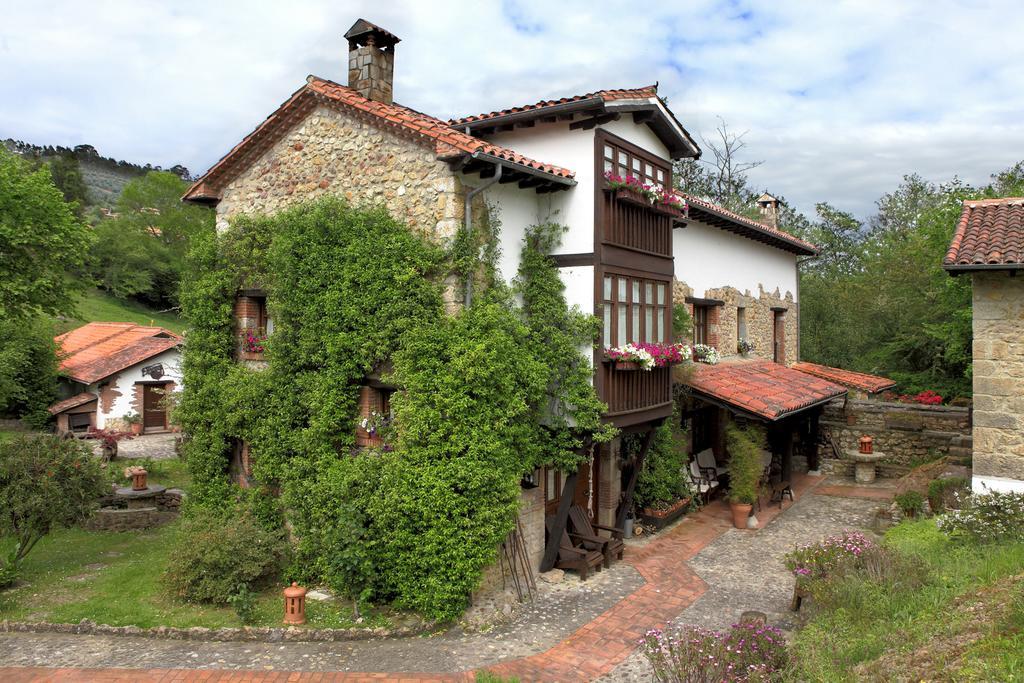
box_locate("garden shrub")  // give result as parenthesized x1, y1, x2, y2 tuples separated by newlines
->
(163, 511, 288, 604)
(634, 410, 692, 511)
(0, 318, 60, 428)
(927, 476, 969, 513)
(785, 530, 875, 585)
(0, 434, 105, 585)
(938, 490, 1024, 543)
(895, 490, 925, 517)
(724, 423, 765, 505)
(641, 622, 788, 682)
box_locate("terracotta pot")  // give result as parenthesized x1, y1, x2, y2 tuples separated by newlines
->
(729, 502, 753, 529)
(130, 423, 143, 436)
(130, 470, 148, 491)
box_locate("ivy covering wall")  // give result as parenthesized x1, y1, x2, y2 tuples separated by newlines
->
(177, 197, 613, 620)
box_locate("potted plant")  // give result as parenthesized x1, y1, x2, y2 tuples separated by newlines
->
(692, 344, 720, 365)
(737, 339, 755, 357)
(124, 412, 143, 436)
(124, 464, 148, 491)
(87, 428, 134, 461)
(725, 424, 765, 529)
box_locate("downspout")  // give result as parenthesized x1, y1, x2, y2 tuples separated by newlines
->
(463, 161, 503, 308)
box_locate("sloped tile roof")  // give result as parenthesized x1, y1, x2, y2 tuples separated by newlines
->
(944, 197, 1024, 270)
(56, 323, 182, 385)
(792, 362, 895, 394)
(678, 192, 818, 256)
(48, 391, 97, 415)
(449, 85, 660, 125)
(184, 77, 574, 202)
(679, 358, 846, 421)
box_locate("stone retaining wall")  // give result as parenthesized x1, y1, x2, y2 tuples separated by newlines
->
(819, 398, 972, 477)
(82, 488, 185, 531)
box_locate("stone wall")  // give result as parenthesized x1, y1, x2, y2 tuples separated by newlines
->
(819, 398, 972, 477)
(216, 104, 465, 244)
(673, 280, 798, 365)
(971, 271, 1024, 490)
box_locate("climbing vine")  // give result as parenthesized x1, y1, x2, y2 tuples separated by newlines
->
(178, 197, 613, 621)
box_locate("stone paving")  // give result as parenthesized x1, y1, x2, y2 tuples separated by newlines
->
(0, 475, 889, 681)
(108, 433, 179, 460)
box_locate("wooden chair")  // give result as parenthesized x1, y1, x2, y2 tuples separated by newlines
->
(689, 459, 720, 504)
(545, 516, 604, 580)
(568, 505, 624, 567)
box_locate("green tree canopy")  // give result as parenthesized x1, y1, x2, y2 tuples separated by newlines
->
(0, 147, 91, 320)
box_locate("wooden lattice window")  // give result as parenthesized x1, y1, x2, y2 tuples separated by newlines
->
(602, 141, 668, 190)
(693, 305, 709, 346)
(602, 274, 669, 347)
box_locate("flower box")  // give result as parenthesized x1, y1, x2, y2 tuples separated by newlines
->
(607, 186, 653, 209)
(610, 360, 641, 371)
(637, 497, 691, 530)
(239, 350, 265, 361)
(654, 202, 687, 218)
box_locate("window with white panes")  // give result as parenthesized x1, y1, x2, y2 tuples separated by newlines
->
(602, 274, 669, 347)
(602, 141, 667, 190)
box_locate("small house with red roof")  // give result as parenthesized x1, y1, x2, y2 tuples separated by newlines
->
(49, 322, 183, 435)
(182, 18, 845, 583)
(945, 196, 1024, 493)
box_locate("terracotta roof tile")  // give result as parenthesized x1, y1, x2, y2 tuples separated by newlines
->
(56, 323, 182, 385)
(184, 77, 575, 202)
(679, 359, 846, 421)
(678, 192, 818, 255)
(48, 391, 97, 415)
(944, 197, 1024, 269)
(792, 362, 895, 394)
(449, 85, 660, 125)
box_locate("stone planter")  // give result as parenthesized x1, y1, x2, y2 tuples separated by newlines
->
(636, 497, 691, 530)
(850, 451, 885, 483)
(129, 423, 143, 436)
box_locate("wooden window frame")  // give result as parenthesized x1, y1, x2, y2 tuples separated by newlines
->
(693, 304, 709, 346)
(602, 272, 670, 348)
(601, 134, 671, 191)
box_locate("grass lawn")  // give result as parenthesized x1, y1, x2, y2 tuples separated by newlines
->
(57, 288, 185, 334)
(787, 519, 1024, 681)
(104, 456, 192, 491)
(0, 521, 389, 630)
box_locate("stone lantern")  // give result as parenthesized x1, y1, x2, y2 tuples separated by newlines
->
(283, 582, 307, 625)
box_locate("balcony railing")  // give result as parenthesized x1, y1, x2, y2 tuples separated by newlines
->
(600, 362, 673, 418)
(601, 189, 674, 256)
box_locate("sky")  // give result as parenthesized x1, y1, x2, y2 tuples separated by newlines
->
(2, 0, 1023, 221)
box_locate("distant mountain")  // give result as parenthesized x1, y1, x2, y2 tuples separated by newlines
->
(3, 139, 192, 207)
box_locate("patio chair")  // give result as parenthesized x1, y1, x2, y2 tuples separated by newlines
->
(688, 459, 720, 504)
(545, 516, 604, 580)
(568, 504, 624, 567)
(695, 448, 728, 479)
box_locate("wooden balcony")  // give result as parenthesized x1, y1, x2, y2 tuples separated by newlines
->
(600, 189, 674, 256)
(599, 362, 673, 427)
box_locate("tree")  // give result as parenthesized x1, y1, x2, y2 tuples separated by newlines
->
(674, 117, 763, 215)
(87, 170, 214, 306)
(46, 153, 89, 212)
(0, 318, 59, 427)
(0, 147, 91, 320)
(0, 435, 105, 585)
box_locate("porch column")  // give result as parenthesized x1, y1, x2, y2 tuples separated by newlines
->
(808, 410, 821, 472)
(781, 429, 794, 482)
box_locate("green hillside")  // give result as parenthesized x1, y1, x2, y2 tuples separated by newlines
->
(57, 289, 186, 335)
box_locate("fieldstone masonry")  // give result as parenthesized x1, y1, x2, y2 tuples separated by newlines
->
(971, 271, 1024, 487)
(819, 398, 971, 477)
(673, 280, 798, 365)
(215, 105, 465, 244)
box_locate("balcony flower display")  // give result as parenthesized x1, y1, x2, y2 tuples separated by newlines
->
(605, 342, 691, 371)
(692, 344, 720, 365)
(604, 171, 659, 203)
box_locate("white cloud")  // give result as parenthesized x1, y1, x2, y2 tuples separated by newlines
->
(1, 0, 1022, 220)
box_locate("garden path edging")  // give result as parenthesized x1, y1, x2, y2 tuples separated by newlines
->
(0, 618, 435, 642)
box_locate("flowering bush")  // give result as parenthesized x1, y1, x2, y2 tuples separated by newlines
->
(359, 410, 390, 437)
(606, 342, 690, 370)
(240, 327, 267, 354)
(937, 490, 1024, 543)
(692, 344, 720, 365)
(603, 171, 686, 211)
(897, 390, 943, 405)
(737, 339, 755, 354)
(641, 622, 788, 682)
(784, 531, 875, 585)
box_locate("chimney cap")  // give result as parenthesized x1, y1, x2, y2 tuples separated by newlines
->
(756, 192, 780, 207)
(345, 18, 401, 51)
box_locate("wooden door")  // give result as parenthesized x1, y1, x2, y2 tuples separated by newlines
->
(773, 311, 785, 363)
(142, 384, 167, 432)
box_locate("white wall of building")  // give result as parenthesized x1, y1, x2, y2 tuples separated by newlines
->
(598, 118, 672, 164)
(673, 219, 799, 300)
(90, 349, 183, 428)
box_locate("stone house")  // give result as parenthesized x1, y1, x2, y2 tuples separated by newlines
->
(182, 18, 842, 585)
(945, 196, 1024, 493)
(49, 322, 183, 434)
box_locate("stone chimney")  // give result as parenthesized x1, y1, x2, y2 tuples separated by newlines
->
(345, 19, 400, 105)
(756, 192, 781, 228)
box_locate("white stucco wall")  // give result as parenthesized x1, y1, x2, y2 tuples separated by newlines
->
(90, 349, 183, 428)
(486, 122, 596, 255)
(598, 118, 672, 164)
(673, 219, 799, 300)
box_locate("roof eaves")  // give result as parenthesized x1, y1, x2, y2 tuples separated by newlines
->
(682, 197, 818, 256)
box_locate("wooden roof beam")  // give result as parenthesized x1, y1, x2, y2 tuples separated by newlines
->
(570, 112, 621, 131)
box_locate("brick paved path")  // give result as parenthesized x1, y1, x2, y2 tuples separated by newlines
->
(1, 475, 835, 682)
